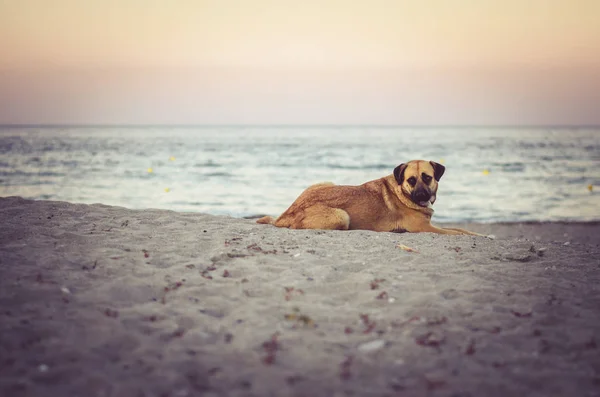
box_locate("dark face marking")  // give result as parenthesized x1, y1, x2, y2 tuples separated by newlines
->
(407, 177, 417, 187)
(421, 173, 432, 184)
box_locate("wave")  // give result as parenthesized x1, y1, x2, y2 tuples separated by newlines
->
(194, 161, 222, 168)
(326, 163, 391, 171)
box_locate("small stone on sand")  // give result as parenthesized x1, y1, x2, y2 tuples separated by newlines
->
(358, 339, 386, 353)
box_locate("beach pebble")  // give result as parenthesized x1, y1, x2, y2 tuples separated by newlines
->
(487, 234, 496, 240)
(60, 286, 71, 294)
(563, 241, 571, 246)
(293, 253, 301, 258)
(537, 247, 547, 257)
(388, 297, 396, 303)
(38, 364, 49, 373)
(358, 339, 386, 353)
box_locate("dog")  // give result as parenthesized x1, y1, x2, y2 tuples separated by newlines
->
(256, 160, 481, 235)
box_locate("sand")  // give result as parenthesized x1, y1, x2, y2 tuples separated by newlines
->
(1, 196, 599, 397)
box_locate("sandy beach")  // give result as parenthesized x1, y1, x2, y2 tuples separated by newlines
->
(1, 196, 599, 397)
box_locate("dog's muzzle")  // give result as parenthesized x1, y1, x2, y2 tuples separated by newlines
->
(412, 189, 432, 207)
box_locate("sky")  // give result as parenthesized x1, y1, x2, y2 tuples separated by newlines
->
(1, 0, 599, 125)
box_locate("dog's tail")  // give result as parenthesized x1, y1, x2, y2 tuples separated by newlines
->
(256, 215, 275, 225)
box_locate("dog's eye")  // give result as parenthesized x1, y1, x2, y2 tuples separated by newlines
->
(422, 173, 432, 184)
(407, 177, 417, 186)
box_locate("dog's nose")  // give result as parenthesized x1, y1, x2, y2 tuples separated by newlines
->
(414, 190, 430, 202)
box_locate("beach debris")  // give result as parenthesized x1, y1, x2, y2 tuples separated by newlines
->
(286, 375, 306, 386)
(529, 244, 547, 256)
(207, 367, 221, 377)
(439, 158, 445, 164)
(425, 377, 447, 391)
(440, 289, 459, 299)
(588, 184, 593, 192)
(339, 355, 354, 380)
(344, 326, 354, 334)
(388, 297, 396, 303)
(164, 188, 170, 193)
(169, 156, 176, 161)
(482, 169, 490, 175)
(246, 243, 277, 254)
(104, 308, 119, 318)
(171, 328, 186, 338)
(502, 252, 532, 262)
(38, 364, 49, 373)
(391, 315, 421, 328)
(284, 287, 305, 301)
(200, 271, 213, 280)
(370, 278, 386, 290)
(147, 168, 153, 173)
(415, 331, 445, 348)
(161, 279, 185, 303)
(465, 339, 476, 355)
(284, 308, 316, 328)
(222, 269, 231, 278)
(60, 286, 71, 295)
(201, 266, 217, 279)
(563, 241, 571, 246)
(261, 333, 280, 365)
(511, 310, 533, 318)
(142, 249, 150, 258)
(397, 244, 419, 253)
(360, 313, 377, 334)
(165, 280, 185, 291)
(358, 339, 386, 353)
(293, 253, 301, 258)
(160, 328, 187, 342)
(224, 238, 241, 247)
(224, 333, 234, 343)
(426, 316, 447, 326)
(376, 291, 389, 300)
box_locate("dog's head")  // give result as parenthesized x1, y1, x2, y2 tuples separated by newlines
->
(393, 160, 445, 208)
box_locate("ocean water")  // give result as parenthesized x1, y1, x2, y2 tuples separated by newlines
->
(0, 126, 598, 223)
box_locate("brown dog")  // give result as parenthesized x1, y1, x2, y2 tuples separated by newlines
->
(256, 160, 481, 235)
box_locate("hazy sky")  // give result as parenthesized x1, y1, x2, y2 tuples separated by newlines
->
(1, 0, 599, 125)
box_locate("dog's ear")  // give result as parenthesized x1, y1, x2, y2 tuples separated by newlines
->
(430, 161, 446, 181)
(393, 163, 407, 185)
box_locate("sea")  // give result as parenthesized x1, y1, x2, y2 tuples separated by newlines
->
(1, 126, 598, 223)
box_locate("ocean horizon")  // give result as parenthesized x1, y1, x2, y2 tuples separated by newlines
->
(1, 126, 598, 223)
